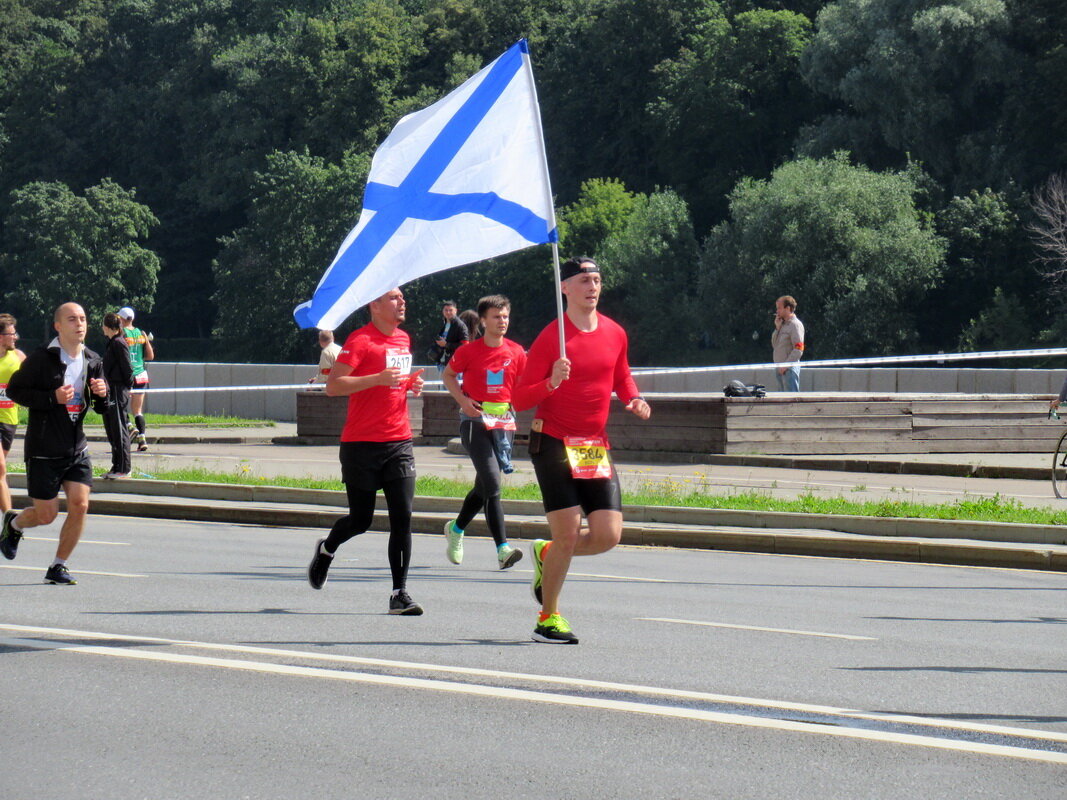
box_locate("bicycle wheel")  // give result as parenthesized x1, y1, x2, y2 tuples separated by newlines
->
(1053, 429, 1067, 499)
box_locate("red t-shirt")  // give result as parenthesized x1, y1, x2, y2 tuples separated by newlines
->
(513, 313, 640, 441)
(336, 323, 413, 442)
(447, 338, 527, 404)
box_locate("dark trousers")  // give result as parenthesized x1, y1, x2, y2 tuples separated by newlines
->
(103, 386, 131, 474)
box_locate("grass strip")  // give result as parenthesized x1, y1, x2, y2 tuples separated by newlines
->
(14, 409, 274, 427)
(13, 464, 1058, 526)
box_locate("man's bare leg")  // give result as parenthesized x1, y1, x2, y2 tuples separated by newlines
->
(540, 507, 623, 616)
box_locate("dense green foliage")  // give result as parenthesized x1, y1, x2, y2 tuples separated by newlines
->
(0, 0, 1064, 363)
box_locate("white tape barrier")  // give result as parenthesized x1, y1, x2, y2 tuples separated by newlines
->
(133, 346, 1067, 394)
(630, 347, 1067, 376)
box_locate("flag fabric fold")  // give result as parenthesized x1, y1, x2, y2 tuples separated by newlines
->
(294, 39, 557, 330)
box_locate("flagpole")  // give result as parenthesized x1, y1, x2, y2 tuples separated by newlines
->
(550, 241, 566, 358)
(518, 39, 566, 360)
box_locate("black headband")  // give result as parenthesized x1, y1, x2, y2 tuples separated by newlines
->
(560, 257, 599, 281)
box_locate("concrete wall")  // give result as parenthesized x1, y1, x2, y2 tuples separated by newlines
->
(146, 362, 1064, 422)
(632, 367, 1064, 396)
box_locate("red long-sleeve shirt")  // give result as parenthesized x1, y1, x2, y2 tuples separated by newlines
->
(513, 313, 640, 441)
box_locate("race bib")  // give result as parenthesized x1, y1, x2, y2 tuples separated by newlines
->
(386, 349, 412, 389)
(481, 402, 516, 431)
(0, 383, 11, 409)
(564, 436, 612, 479)
(67, 390, 84, 422)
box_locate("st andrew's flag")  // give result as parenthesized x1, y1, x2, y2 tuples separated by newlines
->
(294, 40, 558, 330)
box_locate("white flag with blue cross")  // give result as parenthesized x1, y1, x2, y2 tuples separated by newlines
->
(294, 40, 558, 330)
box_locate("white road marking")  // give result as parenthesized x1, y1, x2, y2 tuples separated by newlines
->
(637, 616, 877, 641)
(4, 632, 1065, 764)
(0, 565, 146, 578)
(515, 569, 672, 583)
(25, 536, 131, 546)
(3, 623, 1067, 751)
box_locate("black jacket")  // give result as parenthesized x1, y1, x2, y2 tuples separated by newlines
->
(436, 317, 469, 365)
(6, 342, 107, 459)
(103, 333, 134, 390)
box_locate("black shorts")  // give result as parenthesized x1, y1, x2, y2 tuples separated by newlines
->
(531, 432, 622, 515)
(339, 439, 415, 492)
(26, 448, 93, 501)
(0, 423, 14, 453)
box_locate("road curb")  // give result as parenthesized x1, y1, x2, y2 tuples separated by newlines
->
(7, 476, 1065, 572)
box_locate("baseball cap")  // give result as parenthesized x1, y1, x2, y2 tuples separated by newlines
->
(118, 306, 135, 320)
(559, 256, 600, 281)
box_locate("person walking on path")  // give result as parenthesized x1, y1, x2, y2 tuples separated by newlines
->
(771, 295, 805, 392)
(441, 294, 526, 570)
(310, 329, 342, 386)
(513, 257, 651, 644)
(0, 303, 108, 585)
(119, 306, 153, 451)
(429, 301, 468, 374)
(305, 288, 427, 615)
(101, 312, 134, 479)
(0, 313, 27, 513)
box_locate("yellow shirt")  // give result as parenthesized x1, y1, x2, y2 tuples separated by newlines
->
(0, 349, 22, 425)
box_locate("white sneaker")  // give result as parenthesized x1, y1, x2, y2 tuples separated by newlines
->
(103, 471, 131, 480)
(444, 519, 464, 565)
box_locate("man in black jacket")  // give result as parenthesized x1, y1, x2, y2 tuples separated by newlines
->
(430, 300, 468, 374)
(102, 312, 134, 479)
(0, 303, 108, 585)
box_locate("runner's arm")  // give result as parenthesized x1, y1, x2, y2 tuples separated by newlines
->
(325, 360, 397, 396)
(5, 354, 55, 410)
(512, 335, 567, 412)
(442, 363, 481, 417)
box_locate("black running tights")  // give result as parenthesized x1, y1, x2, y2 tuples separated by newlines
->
(323, 477, 415, 590)
(455, 418, 506, 546)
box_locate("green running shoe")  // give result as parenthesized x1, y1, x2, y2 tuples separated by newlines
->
(530, 539, 547, 604)
(532, 613, 578, 644)
(497, 543, 523, 570)
(444, 519, 464, 564)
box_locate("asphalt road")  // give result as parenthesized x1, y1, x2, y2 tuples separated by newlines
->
(3, 516, 1065, 798)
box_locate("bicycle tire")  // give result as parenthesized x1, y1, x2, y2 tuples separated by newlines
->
(1053, 429, 1067, 499)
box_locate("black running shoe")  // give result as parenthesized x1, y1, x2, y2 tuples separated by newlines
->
(388, 590, 424, 616)
(44, 564, 77, 585)
(0, 510, 22, 560)
(307, 538, 333, 589)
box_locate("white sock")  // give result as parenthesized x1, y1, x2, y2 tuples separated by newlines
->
(319, 541, 334, 557)
(391, 589, 402, 598)
(51, 558, 66, 567)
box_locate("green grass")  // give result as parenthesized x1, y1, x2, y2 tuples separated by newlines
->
(15, 409, 274, 427)
(10, 462, 1059, 526)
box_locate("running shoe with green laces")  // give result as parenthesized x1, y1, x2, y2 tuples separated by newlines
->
(530, 539, 547, 603)
(532, 613, 578, 644)
(444, 519, 464, 565)
(496, 543, 523, 570)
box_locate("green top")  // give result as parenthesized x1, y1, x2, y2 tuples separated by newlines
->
(124, 326, 148, 376)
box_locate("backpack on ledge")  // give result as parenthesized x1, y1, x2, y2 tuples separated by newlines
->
(723, 379, 766, 398)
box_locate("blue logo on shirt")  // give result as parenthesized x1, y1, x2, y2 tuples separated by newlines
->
(486, 369, 504, 386)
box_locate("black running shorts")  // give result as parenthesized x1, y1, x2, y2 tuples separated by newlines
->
(530, 432, 622, 514)
(338, 439, 415, 492)
(26, 448, 93, 500)
(0, 423, 14, 453)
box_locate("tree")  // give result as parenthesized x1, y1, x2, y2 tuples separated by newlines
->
(212, 149, 371, 362)
(1029, 173, 1067, 296)
(799, 0, 1027, 193)
(557, 178, 642, 258)
(701, 153, 947, 360)
(596, 189, 701, 363)
(1, 178, 160, 342)
(649, 6, 817, 226)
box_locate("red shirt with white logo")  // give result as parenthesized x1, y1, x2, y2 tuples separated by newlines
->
(447, 338, 527, 403)
(513, 313, 640, 441)
(337, 323, 413, 442)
